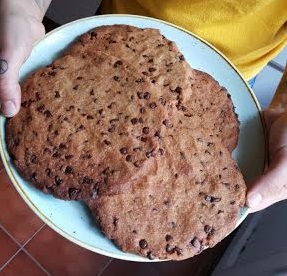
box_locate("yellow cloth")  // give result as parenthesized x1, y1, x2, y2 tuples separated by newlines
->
(102, 0, 287, 80)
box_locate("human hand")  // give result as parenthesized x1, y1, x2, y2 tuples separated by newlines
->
(0, 0, 50, 117)
(247, 108, 287, 212)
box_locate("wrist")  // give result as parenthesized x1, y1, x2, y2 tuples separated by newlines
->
(1, 0, 51, 21)
(33, 0, 52, 17)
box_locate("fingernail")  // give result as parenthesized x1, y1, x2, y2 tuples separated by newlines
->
(0, 100, 16, 117)
(247, 193, 263, 208)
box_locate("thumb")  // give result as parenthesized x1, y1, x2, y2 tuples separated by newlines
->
(0, 57, 21, 117)
(247, 109, 287, 212)
(0, 13, 45, 117)
(247, 148, 287, 212)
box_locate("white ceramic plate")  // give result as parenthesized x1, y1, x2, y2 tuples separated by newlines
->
(0, 15, 266, 262)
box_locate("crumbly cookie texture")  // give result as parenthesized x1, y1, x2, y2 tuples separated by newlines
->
(6, 24, 246, 261)
(6, 51, 167, 199)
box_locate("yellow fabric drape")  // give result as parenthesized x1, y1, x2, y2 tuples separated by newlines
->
(102, 0, 287, 80)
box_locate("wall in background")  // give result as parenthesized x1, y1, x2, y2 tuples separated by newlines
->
(46, 0, 102, 25)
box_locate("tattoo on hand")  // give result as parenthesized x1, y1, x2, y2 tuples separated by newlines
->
(0, 59, 8, 74)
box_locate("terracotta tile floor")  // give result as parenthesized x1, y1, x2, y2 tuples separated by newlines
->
(0, 17, 233, 276)
(0, 161, 233, 275)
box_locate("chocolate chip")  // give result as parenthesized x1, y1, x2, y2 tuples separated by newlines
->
(73, 84, 79, 90)
(135, 78, 144, 83)
(166, 244, 175, 254)
(165, 235, 173, 242)
(204, 195, 221, 203)
(113, 76, 120, 81)
(45, 168, 52, 177)
(58, 143, 66, 149)
(149, 102, 157, 109)
(146, 150, 156, 158)
(136, 92, 144, 100)
(164, 200, 170, 206)
(190, 237, 201, 248)
(140, 107, 146, 113)
(204, 195, 212, 202)
(65, 166, 73, 174)
(107, 102, 116, 109)
(82, 176, 93, 184)
(148, 67, 156, 72)
(67, 105, 75, 112)
(131, 118, 138, 124)
(108, 125, 116, 133)
(113, 217, 118, 226)
(212, 197, 221, 202)
(103, 140, 111, 146)
(114, 60, 123, 67)
(36, 104, 45, 112)
(44, 147, 51, 154)
(65, 155, 73, 160)
(55, 176, 63, 186)
(68, 188, 80, 199)
(139, 239, 148, 249)
(174, 247, 183, 255)
(143, 92, 151, 99)
(126, 155, 133, 162)
(162, 119, 173, 128)
(90, 31, 97, 38)
(81, 153, 92, 159)
(87, 115, 94, 119)
(30, 172, 37, 181)
(35, 92, 41, 101)
(120, 147, 128, 154)
(44, 110, 53, 118)
(30, 154, 37, 164)
(170, 222, 176, 228)
(158, 148, 165, 155)
(179, 54, 185, 61)
(48, 71, 57, 76)
(159, 97, 166, 106)
(204, 225, 212, 234)
(154, 131, 161, 139)
(147, 252, 155, 260)
(52, 152, 61, 158)
(175, 86, 182, 93)
(54, 91, 60, 98)
(142, 127, 149, 134)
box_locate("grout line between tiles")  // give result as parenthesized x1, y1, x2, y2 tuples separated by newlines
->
(22, 248, 51, 276)
(0, 221, 45, 249)
(0, 223, 21, 271)
(0, 223, 50, 275)
(22, 223, 46, 248)
(97, 258, 114, 276)
(0, 223, 22, 248)
(0, 247, 22, 272)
